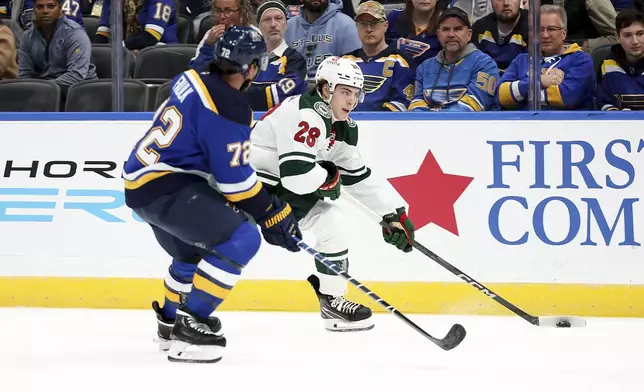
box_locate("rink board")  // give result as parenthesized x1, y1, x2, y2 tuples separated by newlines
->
(2, 111, 644, 316)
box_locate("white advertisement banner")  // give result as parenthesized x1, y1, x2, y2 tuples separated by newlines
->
(1, 118, 643, 285)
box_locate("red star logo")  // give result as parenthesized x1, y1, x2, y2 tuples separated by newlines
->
(388, 150, 474, 236)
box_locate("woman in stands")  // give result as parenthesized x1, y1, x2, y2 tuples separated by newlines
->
(197, 0, 256, 47)
(93, 0, 179, 50)
(385, 0, 446, 69)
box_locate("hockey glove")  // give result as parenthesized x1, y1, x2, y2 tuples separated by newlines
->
(381, 207, 415, 253)
(315, 161, 341, 201)
(257, 196, 302, 253)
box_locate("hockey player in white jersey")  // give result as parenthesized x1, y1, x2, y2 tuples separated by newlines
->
(250, 56, 416, 332)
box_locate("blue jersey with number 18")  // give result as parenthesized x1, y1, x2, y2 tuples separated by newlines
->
(123, 70, 263, 209)
(97, 0, 178, 43)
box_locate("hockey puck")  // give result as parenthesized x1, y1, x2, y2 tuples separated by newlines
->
(556, 320, 571, 328)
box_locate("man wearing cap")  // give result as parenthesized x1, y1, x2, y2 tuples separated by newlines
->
(246, 0, 308, 109)
(343, 1, 415, 111)
(409, 7, 499, 111)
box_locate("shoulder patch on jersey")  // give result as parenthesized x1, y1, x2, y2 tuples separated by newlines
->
(314, 101, 331, 119)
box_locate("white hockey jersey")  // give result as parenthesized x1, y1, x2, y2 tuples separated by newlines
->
(250, 91, 404, 217)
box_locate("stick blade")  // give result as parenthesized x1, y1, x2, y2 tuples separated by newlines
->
(436, 324, 466, 351)
(537, 316, 587, 328)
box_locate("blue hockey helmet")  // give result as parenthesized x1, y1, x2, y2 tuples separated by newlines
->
(212, 26, 269, 74)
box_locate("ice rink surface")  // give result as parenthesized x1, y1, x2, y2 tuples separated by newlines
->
(0, 308, 640, 392)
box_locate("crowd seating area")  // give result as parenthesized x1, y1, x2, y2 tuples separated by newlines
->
(0, 1, 633, 112)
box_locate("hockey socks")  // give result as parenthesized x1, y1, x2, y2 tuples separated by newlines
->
(184, 222, 261, 319)
(163, 259, 197, 320)
(315, 250, 349, 297)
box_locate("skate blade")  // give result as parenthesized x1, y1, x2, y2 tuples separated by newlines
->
(167, 340, 225, 363)
(324, 318, 375, 332)
(153, 337, 172, 352)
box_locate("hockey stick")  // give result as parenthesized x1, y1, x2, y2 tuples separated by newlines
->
(342, 195, 587, 329)
(292, 235, 467, 351)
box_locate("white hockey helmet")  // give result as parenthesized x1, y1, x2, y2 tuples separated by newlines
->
(315, 56, 365, 103)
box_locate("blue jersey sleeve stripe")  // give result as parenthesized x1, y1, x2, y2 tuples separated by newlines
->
(124, 171, 173, 189)
(145, 26, 163, 40)
(224, 181, 263, 202)
(215, 171, 259, 194)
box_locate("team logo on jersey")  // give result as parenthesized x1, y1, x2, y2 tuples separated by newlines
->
(363, 75, 387, 93)
(314, 101, 331, 118)
(397, 37, 431, 59)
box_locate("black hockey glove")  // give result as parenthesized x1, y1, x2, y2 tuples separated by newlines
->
(315, 161, 341, 201)
(256, 196, 302, 253)
(381, 207, 415, 253)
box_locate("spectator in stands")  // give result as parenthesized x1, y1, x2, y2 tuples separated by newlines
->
(191, 0, 256, 71)
(536, 0, 618, 52)
(282, 0, 356, 19)
(598, 7, 644, 110)
(0, 18, 18, 79)
(449, 0, 493, 24)
(283, 0, 362, 80)
(191, 3, 307, 110)
(385, 0, 445, 70)
(94, 0, 179, 50)
(497, 5, 595, 109)
(18, 0, 88, 27)
(343, 1, 415, 111)
(409, 7, 499, 111)
(193, 0, 255, 55)
(246, 0, 308, 109)
(19, 0, 97, 94)
(60, 0, 86, 26)
(8, 0, 34, 44)
(471, 0, 528, 74)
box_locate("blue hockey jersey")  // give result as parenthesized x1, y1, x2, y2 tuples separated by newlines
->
(497, 43, 595, 110)
(471, 9, 528, 74)
(409, 44, 499, 111)
(190, 37, 308, 111)
(61, 0, 85, 26)
(96, 0, 178, 45)
(597, 44, 644, 110)
(123, 69, 265, 210)
(244, 41, 308, 110)
(343, 45, 415, 111)
(385, 9, 441, 70)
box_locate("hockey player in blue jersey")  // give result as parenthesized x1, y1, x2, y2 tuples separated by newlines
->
(123, 26, 302, 363)
(190, 0, 308, 110)
(94, 0, 178, 49)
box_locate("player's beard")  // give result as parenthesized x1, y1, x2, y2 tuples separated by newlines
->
(240, 77, 253, 92)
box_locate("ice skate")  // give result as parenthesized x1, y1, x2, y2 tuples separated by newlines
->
(307, 274, 374, 332)
(152, 301, 175, 351)
(167, 306, 226, 363)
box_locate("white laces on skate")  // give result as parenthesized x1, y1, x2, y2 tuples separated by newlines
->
(187, 317, 218, 335)
(330, 296, 361, 314)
